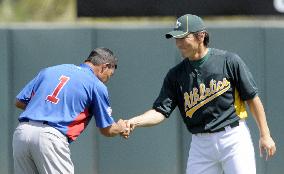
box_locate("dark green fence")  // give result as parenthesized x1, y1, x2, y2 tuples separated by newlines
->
(0, 24, 283, 174)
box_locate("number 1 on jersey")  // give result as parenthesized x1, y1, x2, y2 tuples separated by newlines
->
(46, 75, 70, 104)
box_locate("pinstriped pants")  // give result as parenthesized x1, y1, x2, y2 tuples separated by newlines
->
(13, 121, 74, 174)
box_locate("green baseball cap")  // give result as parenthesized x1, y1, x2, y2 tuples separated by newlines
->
(165, 14, 206, 39)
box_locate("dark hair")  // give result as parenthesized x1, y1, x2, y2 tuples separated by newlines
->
(193, 31, 209, 47)
(204, 32, 209, 47)
(85, 47, 118, 66)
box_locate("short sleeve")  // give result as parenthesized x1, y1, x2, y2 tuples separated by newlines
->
(16, 72, 42, 104)
(91, 84, 115, 128)
(227, 53, 258, 100)
(153, 70, 178, 118)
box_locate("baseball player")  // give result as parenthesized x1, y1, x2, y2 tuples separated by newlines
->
(13, 47, 128, 174)
(122, 14, 276, 174)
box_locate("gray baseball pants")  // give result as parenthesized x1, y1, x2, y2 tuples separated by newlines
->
(13, 121, 74, 174)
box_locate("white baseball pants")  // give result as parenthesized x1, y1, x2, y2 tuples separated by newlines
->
(186, 120, 256, 174)
(13, 121, 74, 174)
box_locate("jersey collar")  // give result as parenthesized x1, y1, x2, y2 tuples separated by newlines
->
(189, 48, 211, 68)
(80, 63, 94, 75)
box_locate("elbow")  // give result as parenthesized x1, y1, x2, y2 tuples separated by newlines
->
(15, 100, 26, 110)
(15, 100, 20, 108)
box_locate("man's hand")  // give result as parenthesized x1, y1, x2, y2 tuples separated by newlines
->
(99, 119, 129, 137)
(120, 120, 135, 139)
(119, 110, 165, 139)
(259, 135, 276, 160)
(117, 119, 130, 134)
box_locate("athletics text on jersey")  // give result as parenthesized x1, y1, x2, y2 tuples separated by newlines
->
(153, 48, 258, 133)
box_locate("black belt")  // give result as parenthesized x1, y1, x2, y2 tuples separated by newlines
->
(19, 118, 72, 143)
(208, 121, 239, 133)
(19, 118, 49, 125)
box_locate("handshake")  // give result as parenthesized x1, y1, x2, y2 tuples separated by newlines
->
(111, 110, 165, 138)
(117, 119, 136, 139)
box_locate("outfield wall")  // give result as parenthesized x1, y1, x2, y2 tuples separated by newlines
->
(0, 23, 283, 174)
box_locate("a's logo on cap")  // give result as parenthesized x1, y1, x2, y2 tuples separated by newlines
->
(175, 20, 181, 29)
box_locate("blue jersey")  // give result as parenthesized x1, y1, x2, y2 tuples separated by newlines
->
(16, 64, 115, 142)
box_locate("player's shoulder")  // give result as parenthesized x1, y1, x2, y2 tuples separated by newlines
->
(209, 48, 227, 56)
(46, 64, 77, 70)
(42, 64, 76, 73)
(210, 48, 242, 62)
(210, 48, 236, 57)
(52, 64, 109, 95)
(40, 64, 75, 77)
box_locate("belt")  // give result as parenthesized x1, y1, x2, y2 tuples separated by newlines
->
(19, 118, 49, 125)
(201, 120, 240, 134)
(19, 118, 72, 143)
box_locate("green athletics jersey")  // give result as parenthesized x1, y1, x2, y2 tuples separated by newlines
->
(153, 48, 258, 134)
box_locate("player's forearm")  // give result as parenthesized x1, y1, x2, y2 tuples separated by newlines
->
(129, 109, 165, 127)
(100, 119, 126, 137)
(107, 124, 124, 137)
(247, 96, 271, 138)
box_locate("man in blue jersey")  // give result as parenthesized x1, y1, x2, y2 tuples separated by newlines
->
(13, 47, 127, 174)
